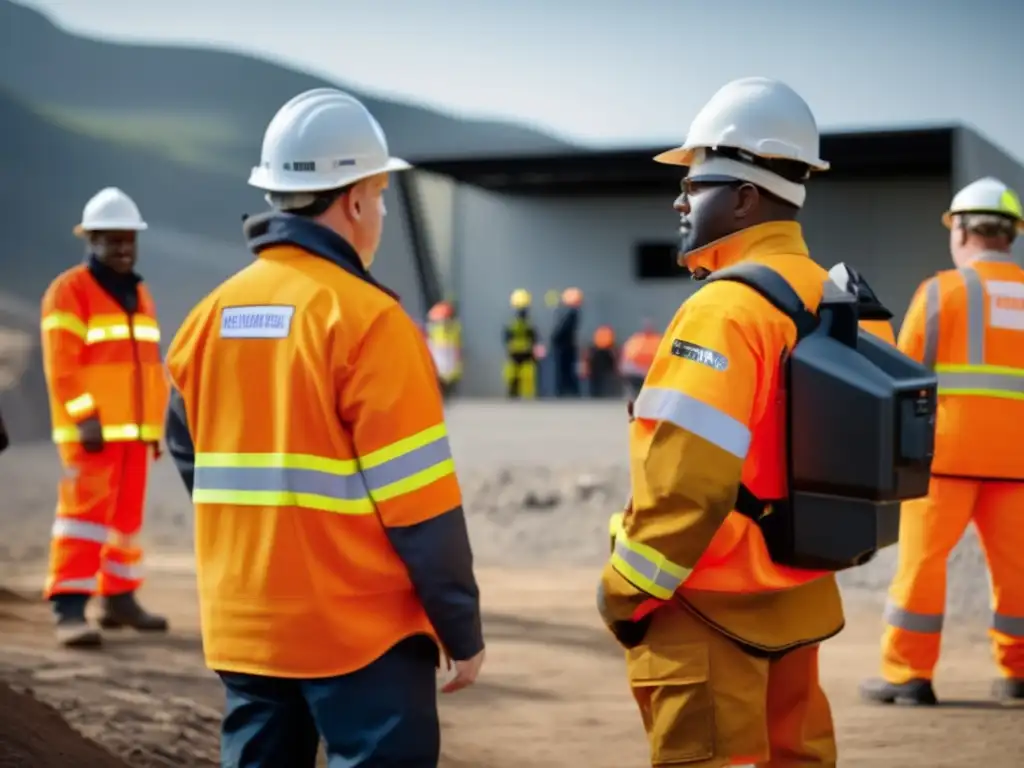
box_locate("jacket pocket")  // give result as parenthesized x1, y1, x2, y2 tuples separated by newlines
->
(627, 642, 715, 765)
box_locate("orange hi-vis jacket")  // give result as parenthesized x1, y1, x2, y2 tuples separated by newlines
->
(899, 251, 1024, 480)
(860, 319, 896, 344)
(620, 330, 661, 377)
(41, 259, 167, 444)
(601, 222, 843, 653)
(165, 213, 483, 678)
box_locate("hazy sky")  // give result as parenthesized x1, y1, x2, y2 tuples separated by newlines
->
(15, 0, 1024, 159)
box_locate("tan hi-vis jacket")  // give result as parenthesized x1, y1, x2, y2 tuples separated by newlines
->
(601, 221, 844, 653)
(899, 251, 1024, 480)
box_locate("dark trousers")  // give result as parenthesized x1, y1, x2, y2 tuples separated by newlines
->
(553, 350, 580, 397)
(219, 635, 440, 768)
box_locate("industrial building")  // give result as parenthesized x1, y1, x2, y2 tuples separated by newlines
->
(394, 125, 1024, 397)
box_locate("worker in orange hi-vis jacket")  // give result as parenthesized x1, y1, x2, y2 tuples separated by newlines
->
(165, 89, 484, 768)
(619, 319, 662, 399)
(40, 186, 170, 649)
(861, 177, 1024, 706)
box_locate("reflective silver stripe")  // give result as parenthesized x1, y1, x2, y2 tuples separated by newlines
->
(51, 577, 98, 592)
(612, 537, 685, 596)
(361, 436, 453, 494)
(103, 561, 145, 581)
(52, 518, 109, 544)
(922, 278, 940, 369)
(194, 465, 370, 500)
(937, 371, 1024, 393)
(960, 266, 986, 364)
(993, 612, 1024, 638)
(634, 386, 751, 459)
(884, 601, 943, 633)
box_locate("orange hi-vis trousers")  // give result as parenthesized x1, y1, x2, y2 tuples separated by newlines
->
(882, 475, 1024, 682)
(45, 441, 150, 598)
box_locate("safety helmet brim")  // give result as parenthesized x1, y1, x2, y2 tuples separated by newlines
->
(942, 209, 1024, 232)
(248, 156, 411, 194)
(654, 144, 830, 172)
(73, 221, 148, 237)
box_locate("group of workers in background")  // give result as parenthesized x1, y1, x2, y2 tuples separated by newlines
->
(423, 286, 663, 400)
(20, 71, 1024, 768)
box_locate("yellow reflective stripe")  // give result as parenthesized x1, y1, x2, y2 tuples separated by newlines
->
(191, 489, 374, 515)
(195, 451, 358, 473)
(358, 424, 456, 503)
(85, 323, 161, 344)
(41, 312, 88, 338)
(52, 423, 163, 443)
(64, 392, 96, 417)
(609, 515, 691, 600)
(935, 362, 1024, 399)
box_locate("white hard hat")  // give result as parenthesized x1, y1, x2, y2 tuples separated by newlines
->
(248, 88, 411, 194)
(943, 177, 1024, 232)
(75, 187, 147, 235)
(655, 77, 828, 207)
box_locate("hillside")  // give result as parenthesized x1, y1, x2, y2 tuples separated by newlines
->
(0, 0, 571, 172)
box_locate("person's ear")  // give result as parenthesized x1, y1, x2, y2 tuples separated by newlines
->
(735, 183, 759, 220)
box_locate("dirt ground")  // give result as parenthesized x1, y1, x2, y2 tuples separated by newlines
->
(0, 402, 1021, 767)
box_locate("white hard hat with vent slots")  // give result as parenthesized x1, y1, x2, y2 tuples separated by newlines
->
(943, 177, 1024, 232)
(654, 77, 828, 207)
(248, 88, 411, 194)
(75, 187, 147, 234)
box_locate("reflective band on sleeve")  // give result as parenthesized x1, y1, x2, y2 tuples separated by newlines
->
(48, 577, 98, 593)
(86, 322, 161, 344)
(884, 601, 943, 634)
(993, 612, 1024, 638)
(359, 424, 456, 502)
(610, 515, 691, 600)
(52, 518, 110, 544)
(931, 267, 1024, 400)
(633, 386, 751, 459)
(193, 452, 374, 515)
(64, 393, 96, 418)
(52, 422, 164, 444)
(41, 312, 88, 339)
(922, 278, 940, 370)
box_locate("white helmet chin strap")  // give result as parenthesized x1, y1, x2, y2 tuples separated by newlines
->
(689, 149, 807, 208)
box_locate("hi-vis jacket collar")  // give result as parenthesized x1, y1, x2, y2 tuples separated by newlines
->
(684, 220, 809, 275)
(243, 212, 399, 301)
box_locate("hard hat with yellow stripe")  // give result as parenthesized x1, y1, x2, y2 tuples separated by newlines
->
(943, 177, 1024, 233)
(510, 289, 532, 309)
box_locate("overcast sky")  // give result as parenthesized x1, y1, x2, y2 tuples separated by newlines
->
(15, 0, 1024, 160)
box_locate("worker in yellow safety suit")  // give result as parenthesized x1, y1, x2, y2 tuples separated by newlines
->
(503, 289, 538, 399)
(597, 77, 841, 767)
(861, 177, 1024, 706)
(426, 300, 462, 398)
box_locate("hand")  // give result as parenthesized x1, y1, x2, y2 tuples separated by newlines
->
(77, 416, 104, 454)
(626, 399, 635, 422)
(440, 648, 485, 694)
(597, 562, 662, 649)
(150, 441, 163, 460)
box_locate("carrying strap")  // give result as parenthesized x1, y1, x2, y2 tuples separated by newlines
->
(702, 262, 820, 522)
(704, 262, 819, 341)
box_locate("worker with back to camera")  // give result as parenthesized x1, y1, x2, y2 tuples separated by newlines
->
(426, 298, 462, 399)
(585, 323, 619, 398)
(596, 77, 843, 767)
(163, 88, 484, 767)
(551, 287, 583, 397)
(504, 288, 539, 398)
(861, 177, 1024, 706)
(40, 187, 170, 649)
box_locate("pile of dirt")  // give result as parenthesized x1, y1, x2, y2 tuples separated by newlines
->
(0, 680, 131, 767)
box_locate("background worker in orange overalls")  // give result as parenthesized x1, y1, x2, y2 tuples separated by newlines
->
(598, 77, 841, 767)
(861, 177, 1024, 706)
(165, 89, 484, 768)
(620, 319, 661, 399)
(40, 187, 170, 648)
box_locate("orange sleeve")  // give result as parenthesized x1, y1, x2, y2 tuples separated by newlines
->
(897, 277, 934, 364)
(338, 304, 463, 528)
(859, 319, 896, 345)
(607, 295, 763, 600)
(40, 276, 96, 421)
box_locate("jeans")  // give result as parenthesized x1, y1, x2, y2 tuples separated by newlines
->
(219, 635, 440, 768)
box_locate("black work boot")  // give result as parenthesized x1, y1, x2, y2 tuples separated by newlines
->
(859, 677, 938, 706)
(51, 594, 102, 648)
(99, 592, 169, 632)
(992, 678, 1024, 702)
